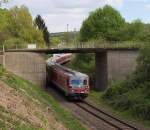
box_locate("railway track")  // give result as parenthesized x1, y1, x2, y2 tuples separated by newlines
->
(46, 54, 141, 130)
(75, 101, 139, 130)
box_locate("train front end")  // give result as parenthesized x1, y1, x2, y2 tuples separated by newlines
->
(68, 73, 89, 100)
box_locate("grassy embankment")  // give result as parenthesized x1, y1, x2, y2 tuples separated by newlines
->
(68, 46, 150, 128)
(103, 45, 150, 127)
(88, 90, 150, 128)
(0, 65, 87, 130)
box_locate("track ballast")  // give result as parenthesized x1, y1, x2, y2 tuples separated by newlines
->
(75, 101, 138, 130)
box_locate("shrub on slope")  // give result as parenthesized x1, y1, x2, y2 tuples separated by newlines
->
(103, 45, 150, 120)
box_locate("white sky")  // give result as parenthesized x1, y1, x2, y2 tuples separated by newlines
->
(3, 0, 150, 33)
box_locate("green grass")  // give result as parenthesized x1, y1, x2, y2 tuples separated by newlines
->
(0, 105, 37, 130)
(88, 90, 150, 129)
(0, 65, 87, 130)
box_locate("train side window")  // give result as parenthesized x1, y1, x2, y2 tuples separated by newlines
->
(83, 80, 87, 85)
(53, 70, 58, 80)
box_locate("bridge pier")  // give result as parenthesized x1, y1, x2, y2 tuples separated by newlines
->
(95, 52, 108, 91)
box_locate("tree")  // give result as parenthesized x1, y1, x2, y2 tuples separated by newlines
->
(51, 37, 61, 45)
(9, 6, 45, 47)
(0, 8, 11, 46)
(80, 5, 125, 42)
(35, 15, 50, 47)
(117, 19, 149, 41)
(35, 15, 45, 30)
(0, 6, 46, 48)
(0, 0, 9, 6)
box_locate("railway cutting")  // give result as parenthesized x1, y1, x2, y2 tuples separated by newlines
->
(45, 53, 139, 130)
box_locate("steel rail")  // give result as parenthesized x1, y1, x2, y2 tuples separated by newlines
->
(75, 101, 139, 130)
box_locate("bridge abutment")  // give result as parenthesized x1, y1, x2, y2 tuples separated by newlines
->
(95, 50, 138, 91)
(95, 52, 108, 91)
(3, 52, 46, 87)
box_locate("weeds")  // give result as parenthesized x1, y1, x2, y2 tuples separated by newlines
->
(0, 65, 87, 130)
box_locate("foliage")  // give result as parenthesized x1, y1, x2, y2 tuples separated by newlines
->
(0, 65, 87, 130)
(0, 6, 46, 48)
(117, 19, 150, 42)
(3, 37, 27, 49)
(35, 15, 50, 47)
(51, 37, 61, 45)
(68, 54, 95, 84)
(80, 5, 125, 42)
(69, 4, 150, 123)
(80, 5, 150, 44)
(103, 44, 150, 120)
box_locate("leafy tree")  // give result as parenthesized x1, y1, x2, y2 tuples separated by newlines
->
(51, 37, 61, 45)
(0, 6, 46, 48)
(117, 19, 146, 41)
(116, 19, 150, 43)
(9, 6, 33, 37)
(10, 6, 45, 47)
(0, 8, 11, 45)
(80, 5, 125, 42)
(0, 0, 9, 6)
(35, 15, 50, 46)
(137, 23, 150, 42)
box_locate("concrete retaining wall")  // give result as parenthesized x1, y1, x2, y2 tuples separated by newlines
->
(107, 50, 138, 83)
(2, 52, 46, 87)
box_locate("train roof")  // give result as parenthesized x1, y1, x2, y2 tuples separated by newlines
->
(46, 60, 88, 78)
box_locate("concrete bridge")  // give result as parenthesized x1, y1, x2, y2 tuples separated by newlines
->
(0, 48, 139, 91)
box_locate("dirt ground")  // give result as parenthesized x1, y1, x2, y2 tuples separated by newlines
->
(0, 80, 67, 130)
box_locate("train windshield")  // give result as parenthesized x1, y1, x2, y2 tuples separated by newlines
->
(70, 79, 87, 87)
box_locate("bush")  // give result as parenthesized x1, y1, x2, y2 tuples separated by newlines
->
(68, 54, 95, 84)
(132, 103, 150, 120)
(4, 37, 27, 49)
(103, 81, 123, 99)
(103, 44, 150, 120)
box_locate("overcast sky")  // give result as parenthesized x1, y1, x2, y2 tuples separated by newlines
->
(2, 0, 150, 33)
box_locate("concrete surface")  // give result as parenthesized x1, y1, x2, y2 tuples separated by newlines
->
(3, 52, 46, 87)
(0, 50, 138, 90)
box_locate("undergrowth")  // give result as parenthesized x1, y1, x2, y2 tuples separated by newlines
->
(103, 45, 150, 121)
(0, 65, 87, 130)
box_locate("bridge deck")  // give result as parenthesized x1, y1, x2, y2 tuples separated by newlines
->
(4, 48, 139, 54)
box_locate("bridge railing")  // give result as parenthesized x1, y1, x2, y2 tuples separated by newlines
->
(0, 41, 147, 51)
(50, 41, 144, 49)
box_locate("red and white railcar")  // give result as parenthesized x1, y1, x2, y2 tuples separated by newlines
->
(46, 61, 89, 100)
(51, 53, 72, 64)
